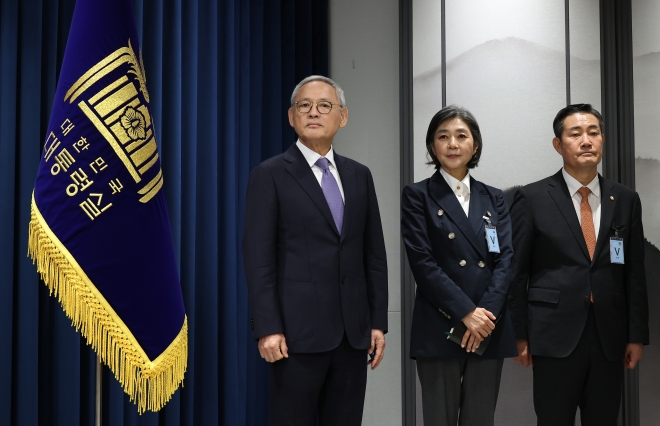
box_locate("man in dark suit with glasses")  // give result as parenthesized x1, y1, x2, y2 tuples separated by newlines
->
(243, 75, 388, 425)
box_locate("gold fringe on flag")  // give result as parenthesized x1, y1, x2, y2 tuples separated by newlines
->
(27, 193, 187, 414)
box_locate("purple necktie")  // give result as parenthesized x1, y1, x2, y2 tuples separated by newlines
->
(315, 157, 344, 234)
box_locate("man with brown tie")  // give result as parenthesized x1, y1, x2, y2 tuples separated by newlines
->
(508, 104, 649, 425)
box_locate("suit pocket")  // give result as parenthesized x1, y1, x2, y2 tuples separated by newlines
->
(280, 280, 318, 342)
(528, 287, 560, 304)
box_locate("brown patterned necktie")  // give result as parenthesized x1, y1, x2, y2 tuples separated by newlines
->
(578, 187, 596, 303)
(578, 187, 596, 259)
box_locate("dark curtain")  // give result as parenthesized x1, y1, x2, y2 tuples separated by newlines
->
(0, 0, 328, 424)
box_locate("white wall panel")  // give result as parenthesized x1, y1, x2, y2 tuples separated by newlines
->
(330, 0, 401, 424)
(412, 0, 444, 183)
(363, 312, 402, 424)
(569, 0, 601, 109)
(444, 0, 565, 190)
(632, 1, 660, 424)
(412, 1, 568, 424)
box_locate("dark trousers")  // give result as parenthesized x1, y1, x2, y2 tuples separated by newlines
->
(268, 334, 368, 426)
(532, 305, 622, 426)
(416, 357, 504, 426)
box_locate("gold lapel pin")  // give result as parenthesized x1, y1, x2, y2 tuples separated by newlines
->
(610, 196, 614, 200)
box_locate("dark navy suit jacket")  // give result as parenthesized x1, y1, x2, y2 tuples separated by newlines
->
(243, 144, 388, 353)
(508, 171, 649, 361)
(402, 171, 517, 359)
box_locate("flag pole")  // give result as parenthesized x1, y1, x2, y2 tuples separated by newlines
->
(96, 357, 102, 426)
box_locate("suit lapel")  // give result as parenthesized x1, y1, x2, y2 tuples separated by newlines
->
(428, 172, 483, 255)
(468, 177, 488, 236)
(547, 170, 591, 261)
(335, 153, 354, 242)
(468, 179, 488, 259)
(283, 144, 340, 235)
(594, 176, 617, 261)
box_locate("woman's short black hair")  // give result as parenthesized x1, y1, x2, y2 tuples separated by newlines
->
(425, 105, 482, 170)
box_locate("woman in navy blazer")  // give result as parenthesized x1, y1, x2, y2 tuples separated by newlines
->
(402, 106, 517, 426)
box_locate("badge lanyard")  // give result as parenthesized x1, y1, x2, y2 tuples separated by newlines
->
(483, 215, 500, 253)
(610, 225, 624, 264)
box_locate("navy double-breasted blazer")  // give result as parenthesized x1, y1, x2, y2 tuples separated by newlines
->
(243, 144, 388, 353)
(508, 171, 649, 361)
(402, 171, 517, 359)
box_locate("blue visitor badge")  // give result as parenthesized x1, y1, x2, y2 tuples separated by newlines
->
(485, 225, 500, 253)
(610, 237, 624, 264)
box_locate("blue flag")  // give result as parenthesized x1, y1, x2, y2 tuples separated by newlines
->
(28, 0, 186, 413)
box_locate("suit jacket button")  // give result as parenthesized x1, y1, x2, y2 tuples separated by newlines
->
(459, 260, 467, 267)
(341, 277, 347, 284)
(478, 261, 485, 268)
(438, 209, 444, 216)
(584, 296, 590, 303)
(448, 232, 455, 239)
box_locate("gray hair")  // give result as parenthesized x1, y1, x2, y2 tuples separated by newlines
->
(290, 75, 346, 108)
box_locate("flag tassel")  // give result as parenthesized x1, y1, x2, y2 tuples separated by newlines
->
(28, 194, 187, 414)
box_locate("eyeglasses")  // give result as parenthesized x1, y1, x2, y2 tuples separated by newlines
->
(293, 100, 342, 114)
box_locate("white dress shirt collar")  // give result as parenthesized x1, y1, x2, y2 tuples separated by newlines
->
(440, 168, 471, 216)
(296, 140, 337, 169)
(562, 168, 600, 199)
(562, 168, 601, 238)
(296, 140, 345, 202)
(440, 167, 471, 198)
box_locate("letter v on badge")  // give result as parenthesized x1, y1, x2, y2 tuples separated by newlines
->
(485, 226, 500, 253)
(610, 237, 624, 264)
(482, 215, 500, 253)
